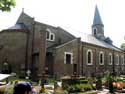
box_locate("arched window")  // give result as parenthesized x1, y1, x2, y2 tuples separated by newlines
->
(99, 51, 104, 65)
(46, 28, 55, 41)
(109, 53, 112, 65)
(50, 33, 55, 41)
(86, 49, 93, 65)
(93, 27, 97, 36)
(46, 31, 50, 40)
(121, 55, 124, 65)
(115, 54, 119, 65)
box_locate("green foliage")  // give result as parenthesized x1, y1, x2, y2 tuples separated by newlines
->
(108, 74, 114, 93)
(67, 85, 80, 93)
(0, 0, 16, 12)
(62, 78, 96, 93)
(67, 83, 94, 93)
(120, 43, 125, 49)
(116, 77, 123, 82)
(80, 80, 88, 84)
(47, 78, 55, 85)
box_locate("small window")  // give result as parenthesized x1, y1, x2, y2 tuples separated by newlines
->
(94, 29, 97, 35)
(93, 27, 97, 36)
(50, 33, 55, 41)
(86, 49, 93, 65)
(99, 51, 104, 65)
(46, 31, 50, 39)
(115, 54, 119, 65)
(64, 52, 73, 64)
(46, 28, 55, 41)
(109, 53, 112, 65)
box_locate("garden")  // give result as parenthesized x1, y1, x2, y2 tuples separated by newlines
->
(1, 73, 125, 94)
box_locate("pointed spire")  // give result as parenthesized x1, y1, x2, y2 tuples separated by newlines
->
(22, 8, 24, 13)
(93, 6, 103, 26)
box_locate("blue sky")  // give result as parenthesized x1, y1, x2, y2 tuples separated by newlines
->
(0, 0, 125, 47)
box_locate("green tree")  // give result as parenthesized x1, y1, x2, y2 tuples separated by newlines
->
(0, 0, 16, 12)
(120, 43, 125, 49)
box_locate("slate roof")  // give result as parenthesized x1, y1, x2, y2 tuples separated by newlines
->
(8, 11, 121, 52)
(8, 23, 27, 30)
(82, 33, 121, 51)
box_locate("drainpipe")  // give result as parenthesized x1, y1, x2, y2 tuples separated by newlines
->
(25, 30, 30, 76)
(77, 38, 81, 76)
(94, 48, 96, 77)
(81, 43, 84, 76)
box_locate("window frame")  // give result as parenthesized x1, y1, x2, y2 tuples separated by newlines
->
(109, 53, 113, 65)
(64, 52, 73, 64)
(121, 55, 124, 65)
(93, 27, 97, 36)
(50, 33, 55, 41)
(86, 49, 93, 65)
(99, 51, 104, 65)
(46, 28, 55, 41)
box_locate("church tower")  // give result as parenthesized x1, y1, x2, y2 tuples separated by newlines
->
(92, 6, 105, 40)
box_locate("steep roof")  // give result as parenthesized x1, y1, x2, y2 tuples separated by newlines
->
(93, 6, 103, 26)
(35, 21, 76, 39)
(8, 23, 27, 30)
(16, 11, 33, 24)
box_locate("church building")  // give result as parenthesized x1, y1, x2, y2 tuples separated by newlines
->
(0, 6, 124, 80)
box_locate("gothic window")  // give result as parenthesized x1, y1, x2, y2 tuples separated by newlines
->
(86, 49, 93, 65)
(99, 51, 104, 65)
(115, 54, 119, 65)
(121, 55, 124, 65)
(109, 53, 112, 65)
(64, 52, 73, 64)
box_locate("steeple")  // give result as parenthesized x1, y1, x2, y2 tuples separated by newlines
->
(93, 6, 103, 26)
(92, 6, 105, 40)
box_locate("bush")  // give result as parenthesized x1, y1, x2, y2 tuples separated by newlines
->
(116, 77, 123, 82)
(80, 80, 88, 84)
(67, 85, 80, 93)
(83, 84, 93, 91)
(62, 77, 96, 93)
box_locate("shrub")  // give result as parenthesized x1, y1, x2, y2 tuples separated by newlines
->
(67, 85, 80, 93)
(83, 84, 93, 91)
(116, 77, 123, 82)
(80, 80, 88, 84)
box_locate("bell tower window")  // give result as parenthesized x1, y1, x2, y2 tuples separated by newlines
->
(93, 27, 97, 36)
